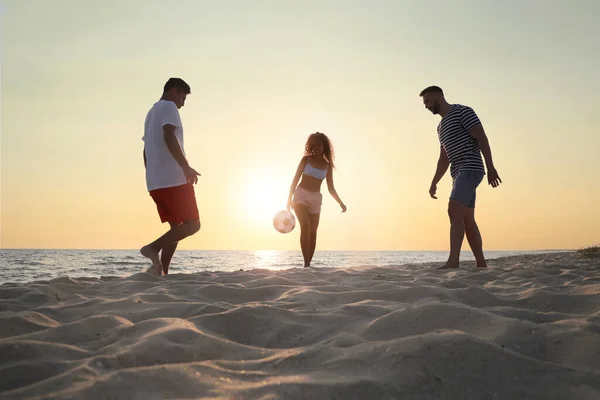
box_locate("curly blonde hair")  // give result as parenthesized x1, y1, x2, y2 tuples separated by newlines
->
(304, 132, 335, 168)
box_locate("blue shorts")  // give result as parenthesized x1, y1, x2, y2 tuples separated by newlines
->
(450, 170, 485, 208)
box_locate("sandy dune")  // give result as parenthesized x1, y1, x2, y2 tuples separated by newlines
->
(1, 252, 599, 399)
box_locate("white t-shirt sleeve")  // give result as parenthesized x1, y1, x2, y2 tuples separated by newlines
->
(161, 102, 180, 128)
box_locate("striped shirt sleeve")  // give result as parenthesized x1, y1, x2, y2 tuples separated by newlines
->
(460, 107, 481, 131)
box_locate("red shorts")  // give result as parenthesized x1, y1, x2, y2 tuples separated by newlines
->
(149, 183, 199, 224)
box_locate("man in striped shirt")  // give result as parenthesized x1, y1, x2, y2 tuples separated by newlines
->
(420, 86, 502, 269)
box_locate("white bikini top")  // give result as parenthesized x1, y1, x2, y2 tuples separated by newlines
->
(303, 161, 328, 180)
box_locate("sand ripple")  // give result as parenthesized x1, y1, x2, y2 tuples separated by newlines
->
(1, 252, 599, 399)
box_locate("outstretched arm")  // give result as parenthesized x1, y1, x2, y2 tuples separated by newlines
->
(431, 146, 449, 186)
(326, 167, 346, 212)
(287, 157, 308, 210)
(163, 124, 200, 184)
(429, 146, 449, 199)
(164, 124, 189, 169)
(469, 124, 501, 187)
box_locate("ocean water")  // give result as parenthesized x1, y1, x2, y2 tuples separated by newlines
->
(0, 249, 560, 284)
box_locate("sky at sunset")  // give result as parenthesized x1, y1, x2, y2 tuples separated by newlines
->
(1, 0, 599, 251)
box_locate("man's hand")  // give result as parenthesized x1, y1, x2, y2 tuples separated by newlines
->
(429, 183, 438, 199)
(487, 167, 501, 188)
(183, 165, 200, 184)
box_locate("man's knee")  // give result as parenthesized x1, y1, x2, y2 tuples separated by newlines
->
(183, 219, 201, 235)
(447, 200, 468, 221)
(463, 208, 476, 225)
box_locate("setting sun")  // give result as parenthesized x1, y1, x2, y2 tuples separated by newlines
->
(241, 176, 287, 225)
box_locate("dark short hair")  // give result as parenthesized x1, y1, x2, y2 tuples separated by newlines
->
(419, 86, 443, 96)
(163, 78, 191, 94)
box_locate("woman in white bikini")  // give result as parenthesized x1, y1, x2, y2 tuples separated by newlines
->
(287, 132, 347, 267)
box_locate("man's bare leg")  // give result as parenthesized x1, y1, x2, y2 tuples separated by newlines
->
(464, 207, 487, 268)
(141, 219, 200, 275)
(158, 222, 180, 275)
(140, 246, 163, 276)
(161, 242, 178, 275)
(439, 199, 468, 269)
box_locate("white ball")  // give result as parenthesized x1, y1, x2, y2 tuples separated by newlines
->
(273, 210, 296, 234)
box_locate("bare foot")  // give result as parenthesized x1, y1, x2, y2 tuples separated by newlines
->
(437, 262, 459, 270)
(140, 245, 163, 276)
(476, 264, 488, 269)
(145, 264, 162, 276)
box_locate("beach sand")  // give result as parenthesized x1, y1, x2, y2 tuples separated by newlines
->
(1, 252, 599, 400)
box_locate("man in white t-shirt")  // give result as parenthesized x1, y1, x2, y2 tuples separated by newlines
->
(140, 78, 201, 275)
